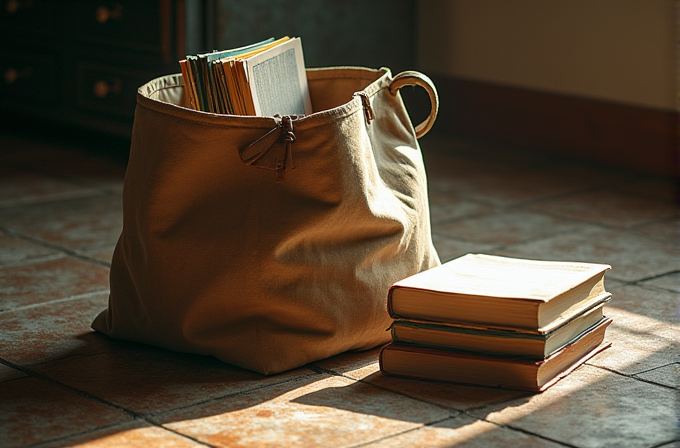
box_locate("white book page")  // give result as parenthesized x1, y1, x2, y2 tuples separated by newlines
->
(394, 254, 611, 301)
(244, 37, 312, 117)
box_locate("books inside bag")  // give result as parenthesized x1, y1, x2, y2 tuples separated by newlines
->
(180, 37, 312, 117)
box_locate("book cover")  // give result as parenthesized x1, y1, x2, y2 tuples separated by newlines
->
(380, 318, 612, 391)
(388, 253, 611, 332)
(391, 298, 609, 358)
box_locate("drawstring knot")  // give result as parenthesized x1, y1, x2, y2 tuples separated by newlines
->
(239, 115, 299, 183)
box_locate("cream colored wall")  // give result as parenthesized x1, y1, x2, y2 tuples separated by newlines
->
(417, 0, 677, 111)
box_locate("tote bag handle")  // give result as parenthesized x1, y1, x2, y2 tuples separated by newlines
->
(389, 71, 439, 139)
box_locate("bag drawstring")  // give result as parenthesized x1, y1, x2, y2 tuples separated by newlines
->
(278, 116, 296, 183)
(239, 115, 299, 183)
(239, 90, 375, 183)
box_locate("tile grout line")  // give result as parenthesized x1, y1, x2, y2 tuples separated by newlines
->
(311, 365, 546, 414)
(143, 370, 323, 420)
(25, 421, 141, 448)
(0, 189, 113, 210)
(458, 409, 582, 448)
(0, 289, 110, 315)
(586, 364, 679, 391)
(647, 439, 680, 448)
(23, 418, 216, 448)
(629, 361, 679, 377)
(518, 208, 679, 234)
(433, 224, 590, 249)
(0, 252, 67, 271)
(139, 418, 217, 448)
(345, 416, 454, 448)
(309, 365, 473, 416)
(0, 357, 140, 418)
(0, 225, 112, 269)
(428, 183, 607, 210)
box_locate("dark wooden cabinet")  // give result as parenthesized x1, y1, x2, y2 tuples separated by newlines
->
(0, 0, 209, 136)
(0, 0, 416, 138)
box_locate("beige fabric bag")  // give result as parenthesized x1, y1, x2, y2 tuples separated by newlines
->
(92, 66, 440, 374)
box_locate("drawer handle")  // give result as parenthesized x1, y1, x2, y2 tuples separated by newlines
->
(5, 0, 32, 14)
(93, 78, 122, 98)
(4, 67, 33, 84)
(95, 3, 123, 24)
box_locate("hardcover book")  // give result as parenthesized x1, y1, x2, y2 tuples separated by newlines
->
(380, 317, 612, 391)
(388, 253, 611, 333)
(390, 299, 610, 358)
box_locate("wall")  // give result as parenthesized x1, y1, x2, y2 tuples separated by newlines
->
(417, 0, 676, 111)
(214, 0, 416, 74)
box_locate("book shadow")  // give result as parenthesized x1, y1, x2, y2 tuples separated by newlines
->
(292, 369, 534, 420)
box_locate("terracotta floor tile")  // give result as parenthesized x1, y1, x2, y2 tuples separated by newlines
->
(606, 285, 680, 330)
(640, 271, 680, 293)
(430, 169, 603, 207)
(431, 233, 499, 263)
(0, 142, 96, 174)
(0, 377, 131, 448)
(32, 153, 128, 192)
(363, 414, 564, 448)
(2, 130, 677, 448)
(364, 368, 529, 412)
(469, 365, 678, 448)
(39, 420, 206, 448)
(0, 256, 109, 311)
(422, 135, 559, 170)
(634, 363, 680, 389)
(35, 346, 316, 415)
(433, 210, 587, 245)
(0, 292, 116, 366)
(312, 347, 383, 376)
(494, 227, 680, 282)
(593, 329, 678, 376)
(428, 192, 493, 224)
(588, 286, 679, 375)
(0, 363, 27, 383)
(528, 189, 678, 228)
(77, 245, 117, 266)
(612, 177, 678, 202)
(156, 374, 452, 448)
(0, 194, 123, 252)
(0, 168, 103, 208)
(314, 350, 530, 411)
(0, 230, 61, 268)
(632, 217, 680, 244)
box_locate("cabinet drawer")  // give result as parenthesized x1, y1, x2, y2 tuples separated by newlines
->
(0, 0, 58, 39)
(0, 50, 59, 104)
(73, 1, 169, 57)
(76, 63, 151, 118)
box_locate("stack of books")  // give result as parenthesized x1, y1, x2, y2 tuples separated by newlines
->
(180, 36, 312, 117)
(379, 253, 613, 391)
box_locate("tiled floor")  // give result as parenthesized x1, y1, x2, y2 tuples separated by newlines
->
(1, 126, 678, 448)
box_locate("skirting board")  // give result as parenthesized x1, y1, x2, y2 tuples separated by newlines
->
(428, 76, 678, 178)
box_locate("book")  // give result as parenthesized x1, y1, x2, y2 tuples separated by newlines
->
(379, 317, 612, 391)
(388, 254, 611, 333)
(237, 37, 312, 116)
(390, 298, 609, 358)
(180, 37, 312, 117)
(180, 37, 276, 113)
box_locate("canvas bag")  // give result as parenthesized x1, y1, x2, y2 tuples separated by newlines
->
(92, 66, 441, 375)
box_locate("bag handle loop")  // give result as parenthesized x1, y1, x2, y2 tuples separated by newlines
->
(389, 71, 439, 139)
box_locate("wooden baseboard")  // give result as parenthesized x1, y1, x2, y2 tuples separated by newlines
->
(427, 76, 678, 178)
